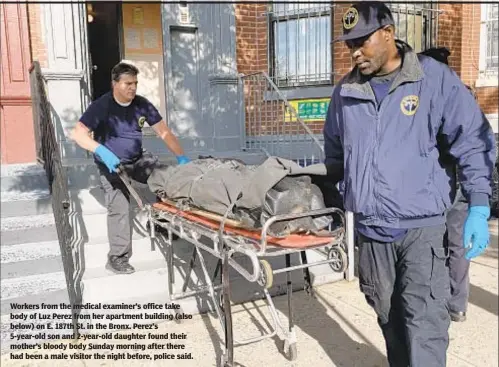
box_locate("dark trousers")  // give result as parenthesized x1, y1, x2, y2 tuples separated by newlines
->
(358, 224, 450, 367)
(97, 150, 160, 259)
(444, 188, 469, 313)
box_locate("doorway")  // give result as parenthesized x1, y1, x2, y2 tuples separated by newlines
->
(86, 3, 123, 100)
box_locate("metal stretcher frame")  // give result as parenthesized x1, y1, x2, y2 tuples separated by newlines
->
(117, 166, 351, 367)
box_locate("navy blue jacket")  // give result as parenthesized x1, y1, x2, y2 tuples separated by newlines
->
(323, 45, 496, 229)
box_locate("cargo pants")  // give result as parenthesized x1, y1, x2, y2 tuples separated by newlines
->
(358, 224, 451, 367)
(97, 150, 160, 260)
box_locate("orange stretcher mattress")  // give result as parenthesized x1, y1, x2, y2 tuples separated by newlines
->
(152, 201, 342, 249)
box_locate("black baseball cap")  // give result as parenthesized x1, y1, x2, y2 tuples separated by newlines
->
(334, 2, 395, 42)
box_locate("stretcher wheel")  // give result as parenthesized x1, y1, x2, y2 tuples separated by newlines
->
(327, 246, 347, 273)
(284, 342, 298, 361)
(258, 260, 273, 289)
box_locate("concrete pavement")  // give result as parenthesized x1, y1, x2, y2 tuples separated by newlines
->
(1, 221, 497, 367)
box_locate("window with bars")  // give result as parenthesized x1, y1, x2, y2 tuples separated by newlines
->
(387, 3, 439, 52)
(267, 3, 438, 88)
(268, 3, 332, 87)
(480, 3, 498, 78)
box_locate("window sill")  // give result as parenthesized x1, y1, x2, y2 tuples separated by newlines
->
(485, 114, 498, 134)
(475, 77, 499, 88)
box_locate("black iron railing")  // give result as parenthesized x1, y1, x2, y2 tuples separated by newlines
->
(29, 61, 79, 339)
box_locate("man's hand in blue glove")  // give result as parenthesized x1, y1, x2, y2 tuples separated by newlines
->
(176, 155, 190, 165)
(463, 205, 490, 260)
(95, 145, 120, 173)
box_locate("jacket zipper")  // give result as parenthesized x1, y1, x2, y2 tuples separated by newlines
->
(373, 99, 385, 221)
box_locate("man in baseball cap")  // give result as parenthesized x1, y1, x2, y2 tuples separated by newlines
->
(324, 2, 496, 367)
(334, 1, 398, 76)
(335, 1, 395, 43)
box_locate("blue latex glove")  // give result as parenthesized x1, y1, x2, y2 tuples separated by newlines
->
(176, 155, 190, 165)
(95, 145, 120, 173)
(463, 205, 490, 260)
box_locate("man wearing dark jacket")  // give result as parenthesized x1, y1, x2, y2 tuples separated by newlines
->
(324, 2, 496, 366)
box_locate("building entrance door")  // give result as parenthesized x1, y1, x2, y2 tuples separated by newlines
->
(86, 2, 123, 100)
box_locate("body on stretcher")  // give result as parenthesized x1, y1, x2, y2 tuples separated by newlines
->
(117, 165, 349, 366)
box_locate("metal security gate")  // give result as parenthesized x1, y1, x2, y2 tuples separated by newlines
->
(29, 61, 79, 339)
(240, 71, 325, 166)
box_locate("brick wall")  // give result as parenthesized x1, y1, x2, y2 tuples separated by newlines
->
(235, 4, 267, 75)
(437, 4, 463, 73)
(26, 4, 47, 68)
(438, 3, 498, 118)
(477, 87, 499, 116)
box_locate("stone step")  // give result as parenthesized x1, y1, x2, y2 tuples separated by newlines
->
(0, 225, 60, 246)
(0, 163, 48, 193)
(1, 257, 65, 281)
(0, 235, 164, 279)
(0, 214, 60, 250)
(1, 240, 64, 265)
(0, 214, 55, 232)
(0, 209, 147, 248)
(0, 189, 53, 218)
(1, 272, 68, 304)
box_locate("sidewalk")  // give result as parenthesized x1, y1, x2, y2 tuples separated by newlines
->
(2, 222, 497, 367)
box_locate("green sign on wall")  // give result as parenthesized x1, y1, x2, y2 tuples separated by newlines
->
(286, 98, 330, 122)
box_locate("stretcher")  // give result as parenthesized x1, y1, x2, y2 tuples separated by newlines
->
(117, 166, 349, 367)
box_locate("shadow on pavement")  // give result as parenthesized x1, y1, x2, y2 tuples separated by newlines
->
(469, 283, 499, 316)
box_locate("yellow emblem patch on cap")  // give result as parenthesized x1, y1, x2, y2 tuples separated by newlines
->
(343, 7, 359, 30)
(400, 95, 419, 116)
(138, 116, 147, 128)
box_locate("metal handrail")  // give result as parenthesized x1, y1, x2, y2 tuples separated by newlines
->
(29, 61, 79, 339)
(239, 71, 325, 164)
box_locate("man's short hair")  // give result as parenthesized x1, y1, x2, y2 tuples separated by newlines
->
(111, 62, 139, 82)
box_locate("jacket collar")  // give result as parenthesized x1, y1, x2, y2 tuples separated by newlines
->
(340, 41, 425, 99)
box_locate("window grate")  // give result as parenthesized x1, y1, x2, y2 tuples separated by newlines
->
(484, 4, 498, 75)
(268, 3, 332, 88)
(267, 2, 440, 87)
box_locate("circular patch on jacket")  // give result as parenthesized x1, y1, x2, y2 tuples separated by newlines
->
(138, 116, 147, 128)
(343, 8, 359, 30)
(400, 95, 419, 116)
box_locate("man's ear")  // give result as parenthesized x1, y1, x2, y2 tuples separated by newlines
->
(383, 25, 395, 41)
